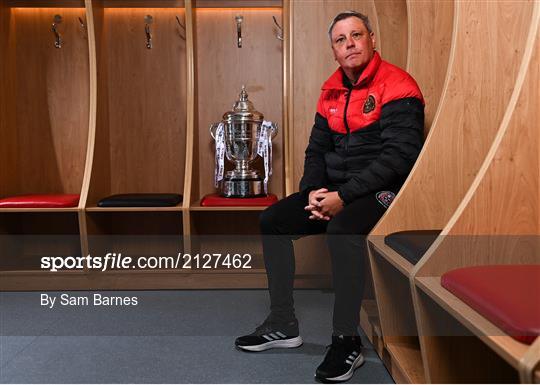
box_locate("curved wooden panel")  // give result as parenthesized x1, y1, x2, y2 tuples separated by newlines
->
(417, 6, 539, 277)
(374, 0, 407, 70)
(78, 0, 97, 209)
(289, 0, 378, 194)
(182, 0, 194, 237)
(0, 1, 11, 196)
(368, 2, 535, 380)
(371, 0, 533, 237)
(406, 0, 453, 133)
(0, 6, 90, 196)
(413, 6, 539, 382)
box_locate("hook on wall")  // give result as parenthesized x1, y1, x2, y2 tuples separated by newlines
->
(144, 14, 153, 49)
(176, 15, 186, 40)
(272, 16, 283, 41)
(235, 15, 243, 48)
(51, 14, 62, 48)
(78, 16, 88, 40)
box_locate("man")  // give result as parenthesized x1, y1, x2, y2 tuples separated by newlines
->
(235, 11, 424, 383)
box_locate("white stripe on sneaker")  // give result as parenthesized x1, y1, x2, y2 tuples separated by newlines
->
(237, 336, 303, 352)
(262, 334, 273, 341)
(269, 333, 280, 339)
(321, 353, 365, 382)
(275, 331, 287, 338)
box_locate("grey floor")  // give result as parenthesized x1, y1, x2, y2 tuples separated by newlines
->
(0, 290, 393, 384)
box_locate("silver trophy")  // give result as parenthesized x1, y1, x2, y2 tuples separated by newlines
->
(210, 86, 278, 198)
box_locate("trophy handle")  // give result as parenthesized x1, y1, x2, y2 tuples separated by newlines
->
(209, 123, 219, 140)
(269, 122, 278, 139)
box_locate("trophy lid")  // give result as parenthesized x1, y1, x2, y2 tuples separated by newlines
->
(223, 86, 264, 122)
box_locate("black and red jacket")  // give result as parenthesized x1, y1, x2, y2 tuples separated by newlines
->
(299, 52, 425, 204)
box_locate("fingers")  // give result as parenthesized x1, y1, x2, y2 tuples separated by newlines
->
(308, 209, 324, 219)
(316, 192, 341, 218)
(309, 213, 330, 221)
(304, 204, 317, 212)
(308, 194, 319, 206)
(308, 207, 330, 221)
(309, 188, 329, 208)
(306, 189, 331, 220)
(306, 207, 329, 220)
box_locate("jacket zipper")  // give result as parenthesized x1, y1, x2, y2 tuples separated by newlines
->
(343, 89, 352, 153)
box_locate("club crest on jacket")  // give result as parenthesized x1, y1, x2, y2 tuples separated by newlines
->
(363, 95, 376, 113)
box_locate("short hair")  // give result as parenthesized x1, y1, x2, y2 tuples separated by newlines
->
(328, 11, 373, 41)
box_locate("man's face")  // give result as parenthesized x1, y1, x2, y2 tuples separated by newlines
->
(330, 17, 375, 75)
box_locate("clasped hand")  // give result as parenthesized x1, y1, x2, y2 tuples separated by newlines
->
(304, 188, 344, 220)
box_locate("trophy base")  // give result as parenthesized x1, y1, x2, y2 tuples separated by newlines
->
(201, 193, 278, 207)
(221, 178, 265, 198)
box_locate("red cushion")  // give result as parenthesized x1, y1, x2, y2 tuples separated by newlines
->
(0, 194, 80, 208)
(442, 265, 540, 344)
(201, 193, 278, 207)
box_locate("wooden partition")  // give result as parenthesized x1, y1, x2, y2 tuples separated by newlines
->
(373, 0, 533, 240)
(79, 0, 188, 288)
(0, 1, 90, 285)
(85, 1, 187, 209)
(413, 4, 539, 381)
(367, 0, 536, 382)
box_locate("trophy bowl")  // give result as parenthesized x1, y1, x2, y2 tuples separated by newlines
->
(224, 120, 260, 174)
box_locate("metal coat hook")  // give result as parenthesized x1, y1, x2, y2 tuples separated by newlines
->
(235, 15, 243, 48)
(51, 14, 62, 48)
(272, 16, 283, 41)
(78, 16, 88, 40)
(175, 15, 186, 40)
(144, 14, 153, 49)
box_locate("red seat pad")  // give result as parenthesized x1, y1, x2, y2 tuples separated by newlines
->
(0, 194, 80, 208)
(441, 265, 540, 344)
(201, 193, 278, 207)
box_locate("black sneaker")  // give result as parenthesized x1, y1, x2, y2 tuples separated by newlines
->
(235, 317, 303, 352)
(315, 335, 365, 383)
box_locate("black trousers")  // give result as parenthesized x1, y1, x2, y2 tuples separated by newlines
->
(259, 192, 390, 335)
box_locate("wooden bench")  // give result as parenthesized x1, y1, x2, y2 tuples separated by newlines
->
(367, 0, 537, 382)
(413, 5, 539, 381)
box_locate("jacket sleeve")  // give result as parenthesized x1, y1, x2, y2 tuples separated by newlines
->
(337, 97, 424, 204)
(298, 112, 334, 198)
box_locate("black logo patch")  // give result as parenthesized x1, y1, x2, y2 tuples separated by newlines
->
(375, 191, 395, 209)
(363, 95, 376, 113)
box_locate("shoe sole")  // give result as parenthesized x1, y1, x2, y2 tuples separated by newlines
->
(315, 354, 365, 383)
(236, 336, 303, 352)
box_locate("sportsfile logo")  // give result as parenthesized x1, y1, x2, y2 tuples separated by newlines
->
(40, 253, 253, 272)
(41, 253, 137, 272)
